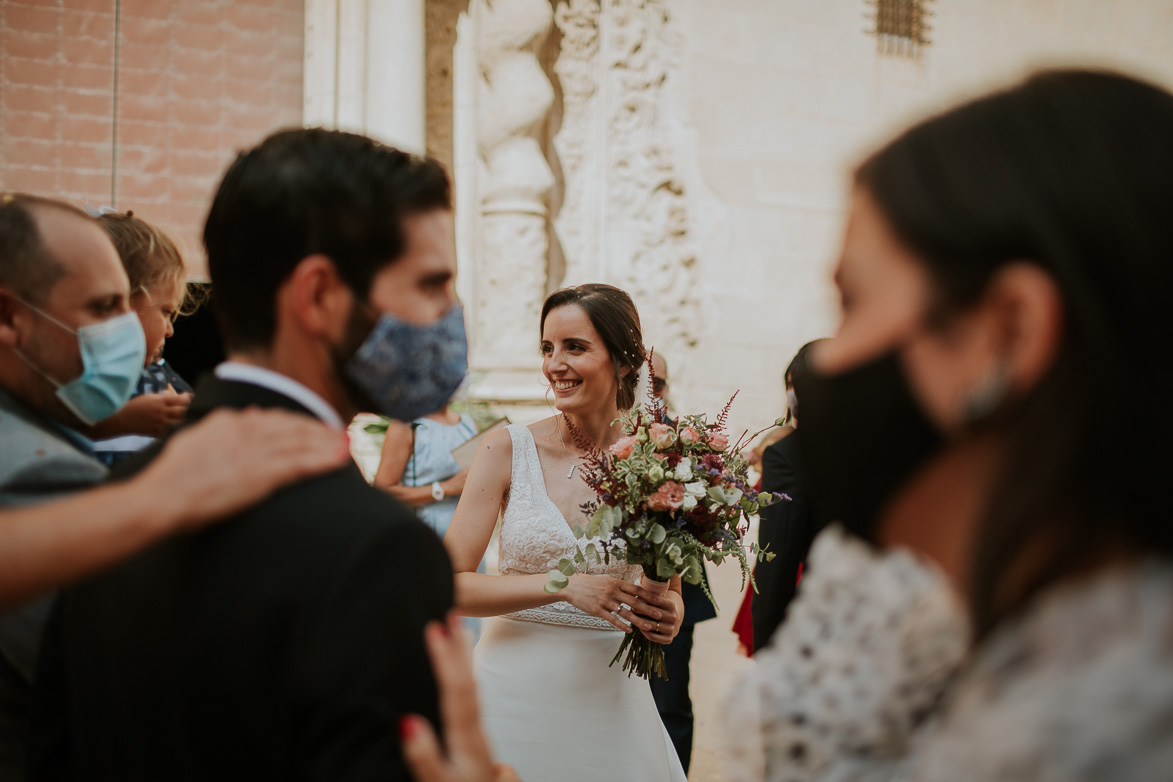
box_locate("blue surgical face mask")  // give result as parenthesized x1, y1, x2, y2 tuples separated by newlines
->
(15, 302, 147, 425)
(345, 303, 468, 421)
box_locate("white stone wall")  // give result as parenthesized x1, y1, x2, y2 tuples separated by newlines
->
(663, 0, 1173, 442)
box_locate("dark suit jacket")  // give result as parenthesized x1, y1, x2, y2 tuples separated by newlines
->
(29, 376, 454, 781)
(679, 572, 716, 627)
(0, 386, 107, 782)
(750, 434, 826, 653)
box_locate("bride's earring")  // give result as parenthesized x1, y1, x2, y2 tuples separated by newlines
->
(542, 380, 556, 413)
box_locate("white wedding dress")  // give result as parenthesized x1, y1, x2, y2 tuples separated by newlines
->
(474, 424, 687, 782)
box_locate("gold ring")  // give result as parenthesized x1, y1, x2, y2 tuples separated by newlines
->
(656, 621, 661, 632)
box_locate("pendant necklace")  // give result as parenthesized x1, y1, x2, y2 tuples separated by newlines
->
(555, 414, 578, 479)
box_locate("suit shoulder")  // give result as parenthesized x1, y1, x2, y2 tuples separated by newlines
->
(0, 405, 106, 501)
(256, 466, 442, 546)
(764, 433, 799, 463)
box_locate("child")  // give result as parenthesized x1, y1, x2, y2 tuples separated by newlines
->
(86, 211, 197, 465)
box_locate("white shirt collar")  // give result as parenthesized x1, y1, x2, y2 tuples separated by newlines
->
(214, 362, 345, 431)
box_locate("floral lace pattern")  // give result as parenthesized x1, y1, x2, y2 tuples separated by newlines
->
(722, 526, 969, 782)
(498, 424, 640, 631)
(901, 558, 1173, 782)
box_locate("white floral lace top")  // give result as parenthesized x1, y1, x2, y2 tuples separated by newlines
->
(900, 557, 1173, 782)
(724, 525, 1173, 782)
(722, 526, 969, 782)
(497, 424, 640, 631)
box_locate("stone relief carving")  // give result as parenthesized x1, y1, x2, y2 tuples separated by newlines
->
(551, 0, 602, 287)
(553, 0, 699, 358)
(474, 0, 556, 369)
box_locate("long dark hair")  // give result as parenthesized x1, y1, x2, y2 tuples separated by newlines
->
(856, 69, 1173, 637)
(540, 284, 647, 410)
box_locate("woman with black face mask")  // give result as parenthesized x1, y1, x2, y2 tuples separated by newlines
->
(398, 68, 1173, 782)
(722, 68, 1173, 782)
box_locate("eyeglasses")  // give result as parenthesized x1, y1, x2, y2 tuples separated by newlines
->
(652, 378, 668, 393)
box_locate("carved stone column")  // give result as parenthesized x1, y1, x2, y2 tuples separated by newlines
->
(472, 0, 556, 385)
(552, 0, 699, 364)
(303, 0, 426, 153)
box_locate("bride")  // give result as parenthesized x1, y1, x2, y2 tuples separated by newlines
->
(444, 284, 688, 781)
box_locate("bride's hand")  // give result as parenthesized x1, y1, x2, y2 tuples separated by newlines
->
(559, 574, 643, 633)
(627, 584, 683, 643)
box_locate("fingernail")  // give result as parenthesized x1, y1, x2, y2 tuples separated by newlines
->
(398, 715, 419, 739)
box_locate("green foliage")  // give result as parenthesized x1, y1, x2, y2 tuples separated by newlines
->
(543, 396, 786, 678)
(361, 398, 505, 440)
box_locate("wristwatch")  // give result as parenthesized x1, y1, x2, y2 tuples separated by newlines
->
(430, 481, 445, 502)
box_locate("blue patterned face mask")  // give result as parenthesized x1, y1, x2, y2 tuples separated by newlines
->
(15, 303, 146, 425)
(344, 303, 468, 421)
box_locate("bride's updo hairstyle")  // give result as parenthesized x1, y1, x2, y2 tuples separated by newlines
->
(540, 284, 647, 411)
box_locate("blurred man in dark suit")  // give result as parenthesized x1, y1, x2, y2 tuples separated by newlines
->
(31, 130, 465, 781)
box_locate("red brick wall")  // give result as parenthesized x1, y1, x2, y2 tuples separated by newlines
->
(0, 0, 305, 278)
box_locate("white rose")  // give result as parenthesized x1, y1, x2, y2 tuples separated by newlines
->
(673, 459, 694, 482)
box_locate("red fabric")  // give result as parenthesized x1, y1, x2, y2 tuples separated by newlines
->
(797, 561, 803, 585)
(731, 586, 754, 654)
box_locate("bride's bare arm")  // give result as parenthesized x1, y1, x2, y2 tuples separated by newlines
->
(445, 430, 552, 617)
(444, 430, 647, 632)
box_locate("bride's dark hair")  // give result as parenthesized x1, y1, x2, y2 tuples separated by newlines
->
(540, 284, 647, 410)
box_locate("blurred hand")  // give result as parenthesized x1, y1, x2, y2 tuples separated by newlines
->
(143, 408, 351, 531)
(401, 613, 520, 782)
(119, 388, 192, 436)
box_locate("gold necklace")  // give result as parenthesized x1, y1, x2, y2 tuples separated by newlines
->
(555, 414, 578, 479)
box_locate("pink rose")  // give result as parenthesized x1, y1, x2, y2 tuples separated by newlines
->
(708, 432, 729, 451)
(648, 423, 675, 449)
(609, 435, 638, 460)
(679, 427, 699, 446)
(647, 481, 685, 512)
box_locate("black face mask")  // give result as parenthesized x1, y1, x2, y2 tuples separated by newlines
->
(795, 349, 945, 543)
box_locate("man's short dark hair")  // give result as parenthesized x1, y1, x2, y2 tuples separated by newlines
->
(0, 193, 90, 304)
(203, 128, 452, 351)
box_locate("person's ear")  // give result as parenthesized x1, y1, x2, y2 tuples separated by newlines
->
(282, 255, 353, 341)
(0, 287, 32, 349)
(982, 262, 1065, 397)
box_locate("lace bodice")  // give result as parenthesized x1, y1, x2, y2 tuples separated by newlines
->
(722, 526, 970, 782)
(498, 424, 640, 630)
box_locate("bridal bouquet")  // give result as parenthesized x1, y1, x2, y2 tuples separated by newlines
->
(546, 385, 783, 680)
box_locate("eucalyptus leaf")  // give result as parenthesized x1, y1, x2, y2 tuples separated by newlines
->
(656, 558, 677, 579)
